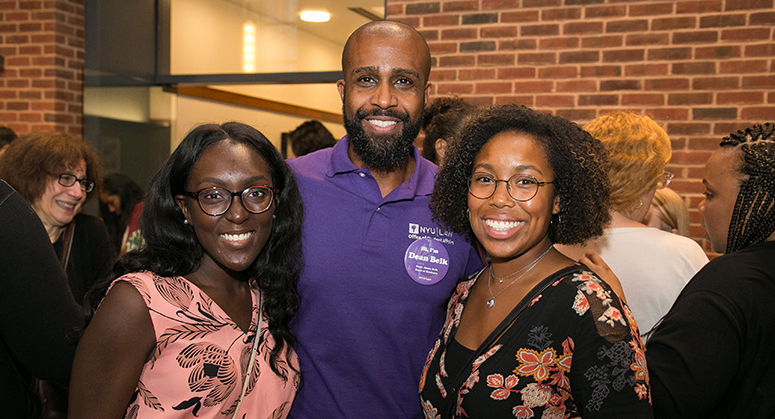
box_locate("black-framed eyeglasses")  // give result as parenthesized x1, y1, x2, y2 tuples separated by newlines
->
(469, 173, 554, 202)
(183, 185, 277, 216)
(58, 173, 95, 193)
(657, 171, 674, 189)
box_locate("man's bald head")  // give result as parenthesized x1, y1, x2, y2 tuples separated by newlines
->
(342, 20, 431, 83)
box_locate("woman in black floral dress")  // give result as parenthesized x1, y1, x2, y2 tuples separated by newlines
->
(420, 105, 653, 418)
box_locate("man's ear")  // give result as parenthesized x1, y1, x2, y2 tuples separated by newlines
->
(337, 79, 346, 102)
(423, 83, 431, 107)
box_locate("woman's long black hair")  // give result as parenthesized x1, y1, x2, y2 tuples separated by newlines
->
(84, 122, 303, 378)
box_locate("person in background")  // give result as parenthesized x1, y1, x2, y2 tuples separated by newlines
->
(0, 179, 84, 419)
(0, 125, 17, 157)
(558, 112, 707, 337)
(100, 173, 145, 254)
(421, 96, 475, 165)
(288, 119, 336, 157)
(286, 20, 483, 419)
(421, 104, 651, 418)
(646, 123, 775, 419)
(69, 122, 303, 419)
(643, 188, 691, 237)
(0, 131, 115, 306)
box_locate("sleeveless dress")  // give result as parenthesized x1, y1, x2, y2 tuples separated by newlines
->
(109, 271, 299, 419)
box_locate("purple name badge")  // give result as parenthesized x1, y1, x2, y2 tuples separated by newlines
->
(404, 237, 450, 285)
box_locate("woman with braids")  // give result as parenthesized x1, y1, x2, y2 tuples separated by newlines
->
(69, 122, 303, 418)
(419, 105, 652, 418)
(646, 123, 775, 419)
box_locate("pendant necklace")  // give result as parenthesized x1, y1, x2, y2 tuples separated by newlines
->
(486, 246, 553, 308)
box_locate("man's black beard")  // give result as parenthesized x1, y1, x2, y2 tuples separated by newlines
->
(344, 106, 424, 173)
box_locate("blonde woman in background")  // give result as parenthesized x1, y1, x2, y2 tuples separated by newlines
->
(644, 188, 691, 237)
(558, 112, 708, 338)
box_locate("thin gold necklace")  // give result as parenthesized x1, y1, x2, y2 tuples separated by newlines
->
(486, 246, 552, 308)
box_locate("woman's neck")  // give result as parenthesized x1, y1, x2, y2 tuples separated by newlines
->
(609, 210, 647, 229)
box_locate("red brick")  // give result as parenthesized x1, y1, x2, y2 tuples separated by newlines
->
(480, 26, 517, 38)
(429, 69, 457, 81)
(626, 33, 670, 46)
(422, 15, 459, 26)
(481, 0, 519, 10)
(645, 78, 691, 90)
(724, 0, 774, 11)
(715, 122, 757, 135)
(523, 0, 560, 6)
(538, 66, 578, 79)
(556, 80, 596, 92)
(498, 39, 537, 50)
(541, 7, 581, 21)
(649, 108, 690, 120)
(438, 55, 475, 67)
(695, 46, 741, 59)
(606, 19, 649, 33)
(580, 35, 623, 48)
(740, 107, 775, 119)
(441, 28, 477, 40)
(647, 47, 692, 61)
(693, 107, 737, 119)
(521, 24, 560, 37)
(479, 53, 516, 66)
(743, 76, 775, 88)
(517, 52, 556, 65)
(720, 60, 769, 74)
(584, 5, 626, 18)
(769, 92, 775, 103)
(745, 44, 775, 57)
(467, 96, 495, 106)
(578, 94, 618, 106)
(498, 67, 536, 79)
(717, 91, 765, 105)
(652, 17, 697, 31)
(721, 28, 771, 41)
(668, 93, 713, 105)
(386, 4, 403, 15)
(559, 51, 599, 64)
(625, 63, 669, 77)
(501, 10, 539, 23)
(603, 49, 645, 63)
(459, 68, 496, 80)
(436, 83, 474, 95)
(535, 95, 574, 107)
(600, 79, 641, 91)
(443, 1, 479, 12)
(494, 95, 534, 106)
(556, 108, 596, 121)
(475, 82, 513, 94)
(429, 42, 458, 54)
(672, 31, 719, 44)
(672, 62, 717, 75)
(750, 12, 775, 26)
(688, 137, 725, 150)
(513, 81, 553, 93)
(539, 37, 579, 49)
(692, 77, 740, 90)
(629, 2, 675, 16)
(667, 123, 712, 136)
(564, 21, 603, 35)
(699, 14, 747, 28)
(622, 94, 665, 106)
(676, 1, 723, 14)
(580, 65, 622, 77)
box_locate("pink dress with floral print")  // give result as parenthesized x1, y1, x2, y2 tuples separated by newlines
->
(419, 264, 652, 419)
(109, 271, 299, 419)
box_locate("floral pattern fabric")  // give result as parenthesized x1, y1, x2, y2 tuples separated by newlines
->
(109, 271, 299, 419)
(419, 264, 652, 418)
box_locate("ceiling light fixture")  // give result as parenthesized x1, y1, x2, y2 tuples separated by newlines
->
(300, 11, 330, 23)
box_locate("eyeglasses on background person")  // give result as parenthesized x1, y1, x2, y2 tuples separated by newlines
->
(468, 173, 554, 202)
(58, 173, 95, 193)
(657, 171, 674, 189)
(183, 185, 277, 216)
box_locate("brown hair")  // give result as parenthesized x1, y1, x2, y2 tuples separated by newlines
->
(0, 131, 102, 204)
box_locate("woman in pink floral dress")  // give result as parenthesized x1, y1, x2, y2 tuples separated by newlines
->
(69, 122, 303, 419)
(420, 105, 652, 418)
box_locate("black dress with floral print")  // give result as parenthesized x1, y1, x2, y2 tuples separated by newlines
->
(419, 264, 652, 419)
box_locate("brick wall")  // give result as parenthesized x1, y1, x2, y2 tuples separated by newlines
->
(389, 0, 775, 251)
(0, 0, 85, 135)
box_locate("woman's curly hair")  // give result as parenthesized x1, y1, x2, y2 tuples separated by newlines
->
(421, 96, 476, 164)
(431, 104, 611, 246)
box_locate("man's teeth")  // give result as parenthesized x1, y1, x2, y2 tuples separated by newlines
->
(221, 232, 253, 241)
(369, 119, 397, 128)
(485, 220, 520, 231)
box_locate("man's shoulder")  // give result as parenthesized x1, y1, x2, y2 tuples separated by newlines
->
(287, 147, 335, 178)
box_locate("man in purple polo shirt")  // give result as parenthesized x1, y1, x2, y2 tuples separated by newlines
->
(286, 21, 484, 418)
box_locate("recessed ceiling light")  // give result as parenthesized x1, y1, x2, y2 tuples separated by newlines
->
(300, 11, 330, 23)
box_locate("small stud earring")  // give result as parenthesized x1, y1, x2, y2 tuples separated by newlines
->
(272, 215, 276, 219)
(183, 219, 189, 225)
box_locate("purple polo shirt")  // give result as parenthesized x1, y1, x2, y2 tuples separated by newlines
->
(287, 137, 483, 419)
